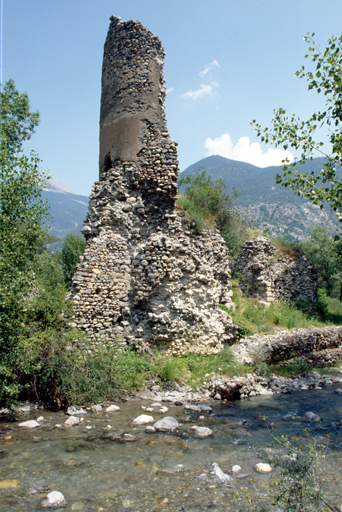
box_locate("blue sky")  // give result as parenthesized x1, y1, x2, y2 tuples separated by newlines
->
(2, 0, 342, 196)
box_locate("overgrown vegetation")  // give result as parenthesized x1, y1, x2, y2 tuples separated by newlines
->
(2, 330, 247, 406)
(301, 226, 342, 300)
(178, 168, 250, 256)
(259, 432, 329, 512)
(0, 80, 50, 405)
(270, 228, 342, 320)
(236, 431, 330, 512)
(220, 281, 330, 340)
(0, 80, 86, 409)
(272, 236, 304, 258)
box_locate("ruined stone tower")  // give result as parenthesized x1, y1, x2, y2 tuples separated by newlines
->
(71, 16, 236, 354)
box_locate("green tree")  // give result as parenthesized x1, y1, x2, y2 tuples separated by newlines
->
(301, 226, 342, 298)
(61, 234, 86, 287)
(0, 80, 49, 403)
(252, 33, 342, 231)
(178, 168, 248, 255)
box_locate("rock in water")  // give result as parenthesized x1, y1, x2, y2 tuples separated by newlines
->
(122, 433, 136, 442)
(18, 420, 40, 429)
(105, 405, 120, 412)
(212, 463, 232, 484)
(132, 414, 154, 425)
(254, 463, 272, 474)
(64, 416, 80, 427)
(145, 426, 156, 433)
(153, 417, 179, 432)
(41, 491, 66, 507)
(232, 465, 241, 473)
(303, 411, 323, 422)
(189, 426, 213, 438)
(185, 404, 212, 413)
(70, 16, 236, 355)
(66, 406, 87, 415)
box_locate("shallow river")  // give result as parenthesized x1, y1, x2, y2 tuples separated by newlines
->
(1, 385, 342, 511)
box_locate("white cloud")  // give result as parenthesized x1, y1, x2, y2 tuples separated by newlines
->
(182, 83, 217, 100)
(204, 133, 294, 168)
(199, 59, 220, 77)
(166, 87, 174, 94)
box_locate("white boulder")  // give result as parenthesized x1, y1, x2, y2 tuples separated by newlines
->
(132, 414, 154, 425)
(105, 405, 120, 412)
(64, 416, 80, 427)
(41, 490, 66, 507)
(18, 420, 40, 429)
(153, 417, 179, 432)
(212, 463, 232, 484)
(254, 463, 272, 474)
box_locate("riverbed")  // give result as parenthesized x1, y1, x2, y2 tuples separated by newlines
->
(1, 384, 342, 511)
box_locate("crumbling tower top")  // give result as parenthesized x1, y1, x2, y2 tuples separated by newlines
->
(100, 16, 168, 174)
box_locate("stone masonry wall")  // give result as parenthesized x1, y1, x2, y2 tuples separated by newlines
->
(233, 327, 342, 366)
(70, 17, 236, 355)
(231, 237, 317, 304)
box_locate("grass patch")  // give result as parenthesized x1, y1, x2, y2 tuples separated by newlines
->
(12, 330, 248, 408)
(152, 346, 247, 389)
(176, 193, 215, 231)
(266, 358, 316, 378)
(272, 236, 304, 258)
(267, 357, 342, 379)
(221, 280, 333, 339)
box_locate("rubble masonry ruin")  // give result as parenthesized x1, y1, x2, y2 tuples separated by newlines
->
(70, 16, 236, 354)
(231, 237, 318, 304)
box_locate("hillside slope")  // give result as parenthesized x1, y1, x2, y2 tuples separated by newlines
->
(42, 190, 88, 239)
(181, 156, 340, 240)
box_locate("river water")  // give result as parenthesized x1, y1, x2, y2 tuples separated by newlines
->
(1, 384, 342, 511)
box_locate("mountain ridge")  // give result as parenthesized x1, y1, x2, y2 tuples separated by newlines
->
(180, 155, 340, 240)
(41, 155, 340, 243)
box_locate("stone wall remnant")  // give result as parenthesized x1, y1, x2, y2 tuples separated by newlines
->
(231, 237, 317, 304)
(71, 16, 236, 354)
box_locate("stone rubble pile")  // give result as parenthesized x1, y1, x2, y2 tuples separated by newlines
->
(233, 326, 342, 366)
(71, 16, 236, 354)
(208, 371, 342, 400)
(231, 237, 317, 304)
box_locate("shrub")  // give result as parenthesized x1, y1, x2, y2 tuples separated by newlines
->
(249, 344, 269, 375)
(61, 234, 86, 287)
(272, 237, 304, 258)
(11, 331, 153, 407)
(258, 433, 328, 512)
(178, 168, 249, 256)
(317, 288, 342, 323)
